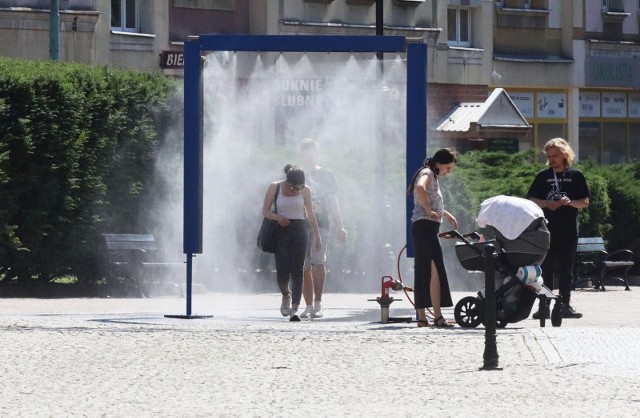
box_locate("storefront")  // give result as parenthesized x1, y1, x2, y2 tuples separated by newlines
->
(507, 89, 568, 154)
(579, 56, 640, 164)
(578, 90, 640, 164)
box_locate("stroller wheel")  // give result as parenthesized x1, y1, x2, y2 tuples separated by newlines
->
(454, 296, 484, 328)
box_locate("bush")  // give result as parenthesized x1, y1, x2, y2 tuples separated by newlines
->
(444, 151, 638, 271)
(582, 162, 640, 264)
(0, 58, 173, 285)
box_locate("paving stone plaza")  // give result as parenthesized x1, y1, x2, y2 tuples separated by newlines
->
(1, 286, 639, 417)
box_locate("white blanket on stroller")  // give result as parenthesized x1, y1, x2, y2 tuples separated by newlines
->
(476, 195, 545, 240)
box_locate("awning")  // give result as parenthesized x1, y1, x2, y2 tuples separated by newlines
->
(435, 88, 531, 138)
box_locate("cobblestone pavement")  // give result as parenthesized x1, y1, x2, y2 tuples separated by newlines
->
(1, 287, 639, 417)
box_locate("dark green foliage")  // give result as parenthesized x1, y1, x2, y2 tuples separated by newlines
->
(443, 150, 541, 237)
(0, 58, 172, 284)
(582, 162, 640, 263)
(444, 151, 637, 270)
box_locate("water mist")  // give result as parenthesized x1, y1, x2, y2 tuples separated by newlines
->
(154, 50, 432, 295)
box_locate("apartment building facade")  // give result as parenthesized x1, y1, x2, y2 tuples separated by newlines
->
(1, 0, 639, 163)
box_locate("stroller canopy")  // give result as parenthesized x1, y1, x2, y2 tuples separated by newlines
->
(476, 195, 545, 240)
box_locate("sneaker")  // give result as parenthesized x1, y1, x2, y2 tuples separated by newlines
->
(311, 302, 323, 318)
(561, 304, 583, 319)
(289, 308, 301, 322)
(300, 306, 314, 319)
(280, 295, 291, 317)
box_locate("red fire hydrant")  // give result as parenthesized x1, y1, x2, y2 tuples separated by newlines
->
(368, 275, 413, 323)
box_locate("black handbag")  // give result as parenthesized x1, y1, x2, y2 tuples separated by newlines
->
(257, 183, 280, 253)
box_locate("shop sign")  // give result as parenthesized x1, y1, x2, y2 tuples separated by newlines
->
(585, 56, 639, 88)
(579, 92, 600, 118)
(536, 92, 566, 119)
(273, 79, 324, 107)
(160, 51, 184, 69)
(487, 138, 519, 153)
(508, 92, 534, 118)
(602, 92, 627, 118)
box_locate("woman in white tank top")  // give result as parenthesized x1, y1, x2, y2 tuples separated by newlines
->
(262, 165, 322, 321)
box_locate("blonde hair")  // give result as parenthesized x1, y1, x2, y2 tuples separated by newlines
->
(543, 137, 575, 167)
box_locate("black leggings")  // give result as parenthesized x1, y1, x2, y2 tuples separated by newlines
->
(275, 219, 309, 306)
(411, 219, 453, 309)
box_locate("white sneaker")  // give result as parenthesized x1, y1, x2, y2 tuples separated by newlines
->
(311, 302, 323, 318)
(280, 295, 291, 317)
(300, 306, 314, 319)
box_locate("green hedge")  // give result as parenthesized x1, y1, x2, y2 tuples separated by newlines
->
(443, 151, 639, 268)
(0, 58, 173, 285)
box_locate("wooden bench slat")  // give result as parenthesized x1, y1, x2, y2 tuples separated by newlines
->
(105, 242, 157, 251)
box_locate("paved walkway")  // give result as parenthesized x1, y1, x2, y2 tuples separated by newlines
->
(1, 286, 639, 417)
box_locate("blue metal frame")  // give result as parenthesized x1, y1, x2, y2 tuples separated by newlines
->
(180, 35, 426, 317)
(405, 43, 427, 258)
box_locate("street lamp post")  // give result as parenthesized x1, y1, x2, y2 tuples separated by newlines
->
(481, 244, 501, 370)
(50, 0, 60, 61)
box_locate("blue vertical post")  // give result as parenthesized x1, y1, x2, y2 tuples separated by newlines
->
(166, 38, 209, 319)
(183, 38, 204, 256)
(405, 42, 427, 258)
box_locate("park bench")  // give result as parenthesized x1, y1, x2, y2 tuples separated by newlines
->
(102, 234, 184, 298)
(573, 237, 634, 291)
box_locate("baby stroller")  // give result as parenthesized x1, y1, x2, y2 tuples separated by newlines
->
(447, 195, 563, 328)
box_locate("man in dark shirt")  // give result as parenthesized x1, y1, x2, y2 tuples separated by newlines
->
(527, 138, 590, 319)
(299, 138, 348, 319)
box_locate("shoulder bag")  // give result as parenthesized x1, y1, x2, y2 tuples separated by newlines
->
(257, 182, 280, 253)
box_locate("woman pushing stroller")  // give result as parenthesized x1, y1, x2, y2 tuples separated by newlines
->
(408, 149, 458, 328)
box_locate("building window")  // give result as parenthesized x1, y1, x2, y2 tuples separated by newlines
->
(501, 0, 531, 8)
(602, 0, 626, 12)
(111, 0, 138, 31)
(174, 0, 235, 10)
(448, 7, 470, 47)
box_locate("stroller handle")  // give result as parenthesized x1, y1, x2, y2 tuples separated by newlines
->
(440, 230, 490, 256)
(439, 230, 482, 241)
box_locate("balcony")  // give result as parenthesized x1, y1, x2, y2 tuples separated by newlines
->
(496, 3, 549, 29)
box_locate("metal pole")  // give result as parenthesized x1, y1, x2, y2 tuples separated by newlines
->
(374, 0, 387, 276)
(49, 0, 60, 61)
(166, 252, 212, 319)
(481, 244, 500, 370)
(186, 253, 193, 316)
(376, 0, 383, 60)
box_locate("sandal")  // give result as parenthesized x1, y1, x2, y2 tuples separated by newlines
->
(433, 316, 455, 328)
(416, 319, 431, 328)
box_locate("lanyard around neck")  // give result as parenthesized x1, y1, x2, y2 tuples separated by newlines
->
(553, 169, 566, 192)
